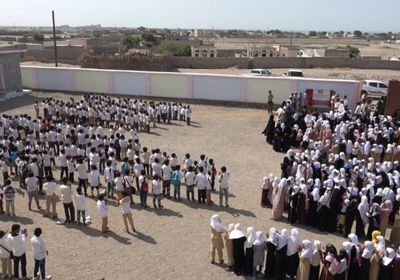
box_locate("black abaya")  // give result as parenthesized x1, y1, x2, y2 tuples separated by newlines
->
(309, 264, 320, 280)
(378, 260, 394, 280)
(244, 246, 254, 276)
(359, 257, 370, 280)
(264, 241, 276, 280)
(347, 245, 359, 280)
(232, 236, 246, 275)
(274, 245, 287, 280)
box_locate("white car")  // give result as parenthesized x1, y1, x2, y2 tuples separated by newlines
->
(361, 80, 388, 97)
(249, 69, 272, 76)
(283, 69, 304, 78)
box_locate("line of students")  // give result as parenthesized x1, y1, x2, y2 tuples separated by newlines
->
(210, 214, 400, 280)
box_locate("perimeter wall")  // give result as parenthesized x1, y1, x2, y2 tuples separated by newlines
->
(21, 66, 361, 109)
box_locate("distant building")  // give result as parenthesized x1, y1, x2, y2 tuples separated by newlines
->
(247, 46, 279, 58)
(191, 29, 216, 38)
(191, 45, 217, 57)
(0, 50, 23, 94)
(325, 48, 350, 58)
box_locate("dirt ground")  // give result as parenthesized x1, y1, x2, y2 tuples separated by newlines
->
(0, 92, 392, 280)
(178, 68, 400, 84)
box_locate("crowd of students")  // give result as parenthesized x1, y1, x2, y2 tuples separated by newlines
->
(0, 94, 233, 279)
(256, 92, 400, 278)
(210, 214, 400, 280)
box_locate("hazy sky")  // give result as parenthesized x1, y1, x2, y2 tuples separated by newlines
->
(2, 0, 399, 32)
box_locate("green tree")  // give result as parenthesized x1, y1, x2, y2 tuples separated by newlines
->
(308, 31, 317, 37)
(346, 45, 360, 57)
(92, 30, 102, 38)
(154, 43, 191, 56)
(33, 32, 44, 43)
(121, 36, 141, 48)
(353, 30, 362, 37)
(141, 33, 157, 44)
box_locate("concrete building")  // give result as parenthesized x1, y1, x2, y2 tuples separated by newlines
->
(247, 46, 279, 58)
(325, 48, 351, 58)
(191, 45, 217, 57)
(0, 50, 23, 94)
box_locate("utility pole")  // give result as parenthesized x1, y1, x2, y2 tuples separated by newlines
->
(52, 10, 58, 67)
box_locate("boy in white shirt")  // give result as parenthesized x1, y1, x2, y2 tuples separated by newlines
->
(218, 166, 230, 208)
(0, 230, 12, 279)
(75, 187, 86, 225)
(152, 174, 163, 208)
(43, 176, 58, 219)
(31, 227, 51, 280)
(97, 194, 108, 233)
(195, 167, 207, 204)
(185, 166, 196, 201)
(8, 224, 28, 279)
(88, 165, 100, 198)
(162, 160, 172, 199)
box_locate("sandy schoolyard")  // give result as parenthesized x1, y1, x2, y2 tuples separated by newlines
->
(1, 91, 387, 280)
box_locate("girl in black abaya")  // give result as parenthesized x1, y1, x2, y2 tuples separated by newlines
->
(262, 115, 275, 144)
(359, 241, 375, 280)
(366, 203, 381, 240)
(229, 224, 246, 276)
(274, 229, 289, 280)
(244, 227, 255, 276)
(378, 248, 396, 280)
(264, 227, 278, 280)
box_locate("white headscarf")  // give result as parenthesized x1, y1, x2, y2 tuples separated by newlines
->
(287, 228, 302, 256)
(300, 239, 313, 259)
(210, 214, 225, 233)
(348, 233, 359, 246)
(375, 235, 385, 256)
(361, 241, 375, 259)
(382, 248, 396, 266)
(277, 229, 289, 250)
(268, 227, 278, 246)
(253, 231, 266, 246)
(229, 223, 245, 239)
(358, 196, 369, 225)
(245, 227, 256, 248)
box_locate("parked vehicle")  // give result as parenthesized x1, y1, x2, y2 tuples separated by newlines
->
(285, 69, 304, 77)
(361, 80, 388, 97)
(249, 69, 272, 76)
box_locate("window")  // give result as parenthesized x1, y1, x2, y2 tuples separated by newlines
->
(379, 83, 388, 89)
(262, 50, 267, 57)
(369, 82, 378, 87)
(363, 81, 367, 85)
(210, 51, 214, 58)
(202, 50, 208, 57)
(195, 50, 199, 57)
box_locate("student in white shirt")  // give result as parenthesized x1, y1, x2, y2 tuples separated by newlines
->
(43, 176, 58, 219)
(218, 166, 230, 208)
(185, 166, 196, 201)
(60, 178, 75, 224)
(97, 194, 108, 233)
(88, 165, 100, 197)
(75, 187, 86, 225)
(59, 149, 68, 180)
(8, 224, 28, 279)
(162, 160, 172, 199)
(152, 174, 163, 208)
(0, 230, 12, 279)
(76, 157, 88, 196)
(114, 171, 125, 204)
(195, 167, 207, 204)
(31, 227, 51, 280)
(25, 172, 41, 211)
(120, 191, 136, 233)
